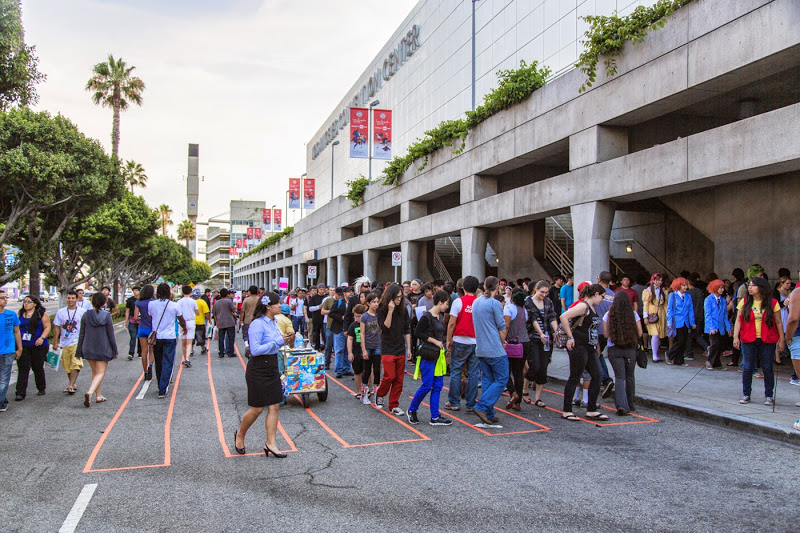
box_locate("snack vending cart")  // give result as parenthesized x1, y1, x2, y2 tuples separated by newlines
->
(281, 347, 328, 408)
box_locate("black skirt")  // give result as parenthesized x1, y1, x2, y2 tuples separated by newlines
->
(245, 354, 282, 407)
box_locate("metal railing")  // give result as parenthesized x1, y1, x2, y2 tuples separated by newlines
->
(610, 238, 676, 278)
(432, 250, 453, 283)
(547, 216, 573, 257)
(544, 235, 573, 278)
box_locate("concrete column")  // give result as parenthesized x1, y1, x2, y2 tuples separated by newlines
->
(363, 216, 384, 234)
(461, 227, 488, 280)
(569, 126, 629, 171)
(570, 201, 615, 297)
(400, 200, 427, 223)
(363, 249, 379, 281)
(460, 174, 497, 203)
(297, 264, 307, 287)
(337, 255, 350, 286)
(401, 241, 421, 282)
(326, 256, 336, 287)
(292, 264, 299, 289)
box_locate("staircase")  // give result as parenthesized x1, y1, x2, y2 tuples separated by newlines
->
(610, 256, 650, 283)
(543, 214, 574, 278)
(434, 236, 462, 282)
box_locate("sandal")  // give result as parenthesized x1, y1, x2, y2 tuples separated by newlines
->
(64, 387, 76, 394)
(95, 396, 107, 403)
(521, 393, 532, 404)
(354, 393, 362, 400)
(561, 413, 580, 421)
(534, 399, 546, 408)
(585, 413, 609, 421)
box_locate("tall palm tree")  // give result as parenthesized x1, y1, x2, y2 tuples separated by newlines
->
(158, 204, 173, 236)
(176, 219, 196, 248)
(85, 54, 146, 158)
(122, 159, 148, 193)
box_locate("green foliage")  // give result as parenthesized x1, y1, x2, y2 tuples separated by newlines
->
(235, 226, 294, 264)
(0, 0, 46, 110)
(576, 0, 693, 92)
(345, 175, 369, 207)
(170, 259, 212, 287)
(176, 219, 196, 246)
(381, 60, 550, 186)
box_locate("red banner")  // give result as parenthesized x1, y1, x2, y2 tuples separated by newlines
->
(229, 246, 235, 258)
(373, 109, 392, 160)
(349, 107, 368, 158)
(254, 227, 262, 244)
(246, 227, 254, 246)
(289, 178, 301, 209)
(236, 238, 244, 253)
(262, 208, 271, 232)
(303, 178, 316, 210)
(273, 209, 282, 231)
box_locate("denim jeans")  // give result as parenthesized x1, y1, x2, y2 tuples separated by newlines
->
(290, 315, 306, 336)
(154, 339, 177, 396)
(324, 327, 334, 369)
(447, 342, 479, 409)
(0, 352, 15, 407)
(608, 346, 636, 411)
(474, 356, 509, 419)
(741, 339, 775, 399)
(409, 358, 443, 418)
(127, 322, 141, 356)
(218, 326, 235, 356)
(333, 332, 351, 374)
(598, 336, 611, 384)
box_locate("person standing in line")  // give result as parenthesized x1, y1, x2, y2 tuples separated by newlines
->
(734, 277, 784, 406)
(213, 288, 237, 358)
(177, 286, 199, 368)
(359, 292, 382, 405)
(549, 275, 565, 317)
(522, 280, 558, 408)
(783, 286, 800, 429)
(124, 287, 141, 360)
(774, 276, 793, 366)
(642, 273, 668, 362)
(0, 290, 22, 412)
(148, 283, 187, 399)
(307, 284, 326, 352)
(346, 304, 368, 400)
(603, 291, 643, 416)
(407, 291, 453, 426)
(304, 286, 317, 349)
(375, 284, 412, 415)
(234, 293, 293, 458)
(503, 288, 529, 411)
(445, 275, 480, 412)
(559, 284, 608, 422)
(320, 286, 337, 368)
(559, 274, 575, 312)
(52, 291, 87, 395)
(14, 295, 51, 400)
(76, 292, 118, 407)
(665, 277, 695, 366)
(193, 291, 211, 355)
(615, 275, 640, 313)
(328, 287, 351, 378)
(133, 285, 156, 380)
(685, 276, 709, 361)
(241, 285, 260, 358)
(704, 279, 732, 370)
(289, 287, 308, 337)
(471, 276, 509, 426)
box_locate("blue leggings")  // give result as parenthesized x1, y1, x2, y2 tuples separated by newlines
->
(409, 358, 443, 418)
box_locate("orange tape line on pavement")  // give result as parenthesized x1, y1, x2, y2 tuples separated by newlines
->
(542, 387, 660, 426)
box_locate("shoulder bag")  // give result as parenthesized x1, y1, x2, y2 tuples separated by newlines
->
(148, 301, 169, 346)
(505, 306, 525, 358)
(636, 338, 649, 369)
(555, 302, 589, 349)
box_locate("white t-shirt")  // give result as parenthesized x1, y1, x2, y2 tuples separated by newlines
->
(77, 299, 93, 311)
(289, 297, 305, 318)
(602, 311, 641, 347)
(148, 300, 183, 340)
(53, 306, 87, 347)
(449, 298, 476, 345)
(178, 297, 199, 328)
(503, 304, 528, 322)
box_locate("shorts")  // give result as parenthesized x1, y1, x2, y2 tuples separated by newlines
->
(137, 327, 152, 338)
(180, 327, 196, 341)
(61, 344, 83, 372)
(790, 340, 800, 360)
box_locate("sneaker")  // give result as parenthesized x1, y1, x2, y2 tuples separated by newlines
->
(391, 407, 405, 416)
(722, 350, 733, 357)
(794, 420, 800, 431)
(754, 372, 764, 379)
(375, 396, 384, 409)
(127, 355, 134, 360)
(0, 404, 7, 412)
(406, 411, 419, 424)
(572, 398, 581, 407)
(37, 390, 45, 396)
(157, 392, 167, 399)
(472, 408, 491, 425)
(790, 378, 800, 386)
(185, 360, 192, 368)
(795, 402, 800, 407)
(738, 396, 750, 404)
(764, 397, 774, 406)
(430, 416, 453, 426)
(443, 402, 460, 411)
(14, 394, 23, 401)
(685, 356, 695, 361)
(361, 393, 371, 405)
(705, 363, 714, 370)
(601, 381, 614, 399)
(336, 373, 342, 378)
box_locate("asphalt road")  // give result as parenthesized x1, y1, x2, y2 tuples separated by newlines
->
(1, 323, 797, 532)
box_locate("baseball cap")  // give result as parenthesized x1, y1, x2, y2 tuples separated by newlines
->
(577, 281, 591, 293)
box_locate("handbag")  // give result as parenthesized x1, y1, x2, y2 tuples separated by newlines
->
(505, 305, 525, 358)
(555, 302, 589, 349)
(647, 313, 658, 324)
(148, 301, 169, 346)
(636, 339, 648, 369)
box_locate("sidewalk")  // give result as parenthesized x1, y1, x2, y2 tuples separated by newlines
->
(547, 348, 800, 444)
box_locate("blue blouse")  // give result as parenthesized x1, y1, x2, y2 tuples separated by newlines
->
(247, 316, 285, 356)
(666, 291, 695, 329)
(704, 294, 731, 334)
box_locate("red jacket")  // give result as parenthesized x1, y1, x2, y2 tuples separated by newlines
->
(738, 298, 780, 344)
(452, 295, 477, 339)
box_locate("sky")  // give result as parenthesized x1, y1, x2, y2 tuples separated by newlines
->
(23, 0, 417, 240)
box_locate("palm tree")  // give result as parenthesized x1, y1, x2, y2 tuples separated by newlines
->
(176, 219, 196, 248)
(158, 204, 173, 236)
(122, 159, 148, 193)
(85, 54, 146, 158)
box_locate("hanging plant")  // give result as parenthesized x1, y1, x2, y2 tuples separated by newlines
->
(345, 175, 370, 208)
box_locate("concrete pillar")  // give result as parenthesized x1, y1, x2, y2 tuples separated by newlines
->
(570, 201, 615, 297)
(461, 227, 488, 280)
(327, 256, 336, 287)
(363, 249, 379, 281)
(401, 241, 421, 282)
(460, 174, 497, 203)
(363, 216, 384, 234)
(337, 255, 350, 286)
(569, 126, 629, 171)
(292, 264, 299, 289)
(298, 264, 307, 287)
(400, 201, 427, 223)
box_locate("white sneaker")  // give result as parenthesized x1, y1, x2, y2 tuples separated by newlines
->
(790, 378, 800, 386)
(794, 420, 800, 431)
(391, 407, 405, 416)
(361, 393, 371, 405)
(795, 401, 800, 407)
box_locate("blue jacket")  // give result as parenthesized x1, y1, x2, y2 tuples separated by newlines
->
(666, 291, 695, 329)
(703, 294, 731, 334)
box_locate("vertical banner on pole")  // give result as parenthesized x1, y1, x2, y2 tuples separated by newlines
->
(349, 107, 368, 158)
(262, 208, 271, 232)
(236, 238, 244, 254)
(288, 178, 301, 209)
(373, 109, 392, 160)
(274, 209, 282, 232)
(303, 178, 316, 210)
(229, 246, 235, 259)
(254, 227, 262, 245)
(246, 227, 254, 247)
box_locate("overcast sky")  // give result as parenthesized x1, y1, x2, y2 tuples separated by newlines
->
(23, 0, 417, 237)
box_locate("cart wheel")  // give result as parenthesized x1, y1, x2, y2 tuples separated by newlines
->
(302, 393, 310, 408)
(317, 377, 328, 402)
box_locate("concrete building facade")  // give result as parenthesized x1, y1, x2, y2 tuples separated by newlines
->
(234, 0, 800, 293)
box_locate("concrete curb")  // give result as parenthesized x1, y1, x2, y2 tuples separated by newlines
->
(546, 375, 800, 446)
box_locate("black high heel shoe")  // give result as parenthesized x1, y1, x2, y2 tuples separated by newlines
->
(263, 445, 287, 458)
(233, 430, 245, 455)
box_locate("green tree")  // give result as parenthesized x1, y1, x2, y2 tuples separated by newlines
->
(170, 259, 211, 287)
(158, 204, 173, 236)
(85, 54, 145, 158)
(176, 219, 195, 248)
(0, 0, 46, 110)
(122, 159, 148, 193)
(133, 235, 192, 286)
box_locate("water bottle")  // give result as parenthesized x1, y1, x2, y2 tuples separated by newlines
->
(542, 332, 551, 352)
(294, 333, 304, 349)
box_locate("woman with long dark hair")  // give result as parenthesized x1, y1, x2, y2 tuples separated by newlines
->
(15, 295, 51, 400)
(375, 283, 412, 415)
(665, 277, 695, 366)
(522, 281, 558, 408)
(642, 273, 667, 362)
(76, 292, 118, 406)
(733, 277, 784, 405)
(235, 292, 293, 458)
(133, 284, 156, 380)
(602, 291, 643, 415)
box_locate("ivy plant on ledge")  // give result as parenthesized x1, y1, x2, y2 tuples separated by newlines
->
(234, 226, 293, 264)
(345, 175, 370, 207)
(381, 59, 551, 187)
(576, 0, 694, 92)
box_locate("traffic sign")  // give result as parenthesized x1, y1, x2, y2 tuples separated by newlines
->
(307, 266, 317, 279)
(391, 251, 402, 266)
(188, 282, 195, 288)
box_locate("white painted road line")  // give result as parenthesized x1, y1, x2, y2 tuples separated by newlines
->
(59, 483, 98, 533)
(135, 379, 151, 400)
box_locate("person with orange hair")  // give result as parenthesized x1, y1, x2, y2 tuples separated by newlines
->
(665, 277, 695, 365)
(704, 279, 732, 369)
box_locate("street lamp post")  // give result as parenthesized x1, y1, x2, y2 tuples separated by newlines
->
(368, 99, 380, 184)
(330, 140, 340, 203)
(299, 172, 307, 221)
(270, 204, 276, 236)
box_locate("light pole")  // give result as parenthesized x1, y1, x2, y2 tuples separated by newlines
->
(471, 0, 476, 111)
(270, 204, 276, 235)
(285, 189, 289, 228)
(330, 140, 340, 203)
(299, 172, 307, 220)
(368, 99, 380, 184)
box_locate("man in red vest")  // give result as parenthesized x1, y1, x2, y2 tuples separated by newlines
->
(445, 275, 480, 412)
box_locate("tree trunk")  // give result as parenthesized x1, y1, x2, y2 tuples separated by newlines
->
(29, 262, 40, 299)
(112, 276, 120, 304)
(112, 102, 121, 159)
